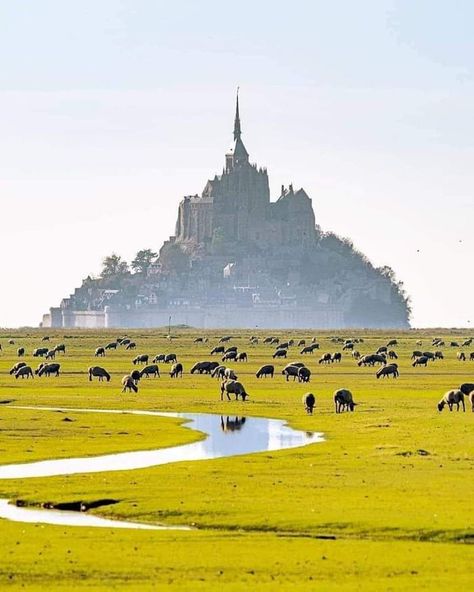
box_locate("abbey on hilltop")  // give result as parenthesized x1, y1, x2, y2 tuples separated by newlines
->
(43, 94, 410, 329)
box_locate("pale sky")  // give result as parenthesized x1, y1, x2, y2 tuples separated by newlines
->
(0, 0, 472, 328)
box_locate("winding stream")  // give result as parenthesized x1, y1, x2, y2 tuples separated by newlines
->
(0, 405, 322, 530)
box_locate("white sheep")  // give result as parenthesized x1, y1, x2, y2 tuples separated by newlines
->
(437, 390, 465, 412)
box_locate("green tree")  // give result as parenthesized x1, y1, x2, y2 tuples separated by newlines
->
(131, 249, 158, 275)
(101, 254, 129, 278)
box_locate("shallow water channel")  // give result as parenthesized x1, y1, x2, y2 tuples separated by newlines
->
(0, 406, 322, 530)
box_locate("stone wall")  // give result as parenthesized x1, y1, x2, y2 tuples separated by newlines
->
(46, 305, 346, 329)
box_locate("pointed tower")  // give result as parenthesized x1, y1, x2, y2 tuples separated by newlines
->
(226, 89, 249, 171)
(233, 90, 249, 166)
(233, 90, 242, 141)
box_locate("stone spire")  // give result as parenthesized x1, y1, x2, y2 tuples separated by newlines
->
(233, 89, 242, 141)
(232, 89, 249, 165)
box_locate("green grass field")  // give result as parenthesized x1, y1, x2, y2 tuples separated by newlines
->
(0, 328, 473, 591)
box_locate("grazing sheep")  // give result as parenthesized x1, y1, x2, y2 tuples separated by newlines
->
(437, 390, 465, 412)
(45, 349, 56, 360)
(139, 364, 160, 378)
(303, 392, 316, 414)
(212, 366, 237, 380)
(298, 367, 311, 383)
(220, 380, 248, 401)
(416, 340, 422, 346)
(469, 352, 474, 361)
(42, 336, 50, 342)
(164, 353, 177, 364)
(122, 375, 138, 393)
(33, 347, 49, 357)
(352, 350, 361, 360)
(170, 362, 183, 378)
(17, 347, 25, 357)
(224, 346, 238, 353)
(211, 365, 227, 379)
(376, 346, 388, 355)
(462, 338, 473, 347)
(422, 352, 435, 360)
(273, 349, 288, 359)
(331, 352, 342, 363)
(88, 366, 111, 382)
(193, 337, 204, 343)
(357, 354, 386, 366)
(457, 352, 466, 362)
(334, 389, 356, 413)
(190, 361, 219, 374)
(412, 355, 429, 367)
(126, 342, 137, 350)
(9, 362, 26, 375)
(37, 363, 60, 377)
(435, 351, 444, 359)
(120, 338, 131, 346)
(459, 383, 474, 396)
(219, 336, 232, 343)
(388, 350, 398, 360)
(376, 363, 399, 379)
(300, 345, 316, 355)
(210, 346, 225, 355)
(277, 342, 290, 351)
(270, 337, 280, 345)
(95, 347, 106, 357)
(256, 364, 274, 379)
(249, 337, 259, 345)
(297, 340, 306, 347)
(387, 339, 398, 347)
(55, 344, 66, 354)
(222, 351, 238, 362)
(450, 341, 460, 347)
(132, 354, 149, 365)
(282, 364, 304, 381)
(342, 342, 354, 350)
(318, 353, 332, 364)
(8, 339, 14, 345)
(105, 342, 118, 350)
(263, 337, 274, 344)
(236, 352, 248, 362)
(411, 350, 423, 360)
(15, 366, 34, 379)
(153, 354, 166, 363)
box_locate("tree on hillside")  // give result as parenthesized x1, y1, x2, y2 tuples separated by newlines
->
(101, 254, 129, 278)
(131, 249, 158, 275)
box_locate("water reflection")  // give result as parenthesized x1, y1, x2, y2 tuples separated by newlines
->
(0, 406, 322, 530)
(0, 406, 322, 480)
(220, 416, 246, 432)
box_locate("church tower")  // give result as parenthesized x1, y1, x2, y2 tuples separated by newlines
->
(176, 91, 270, 245)
(225, 90, 250, 171)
